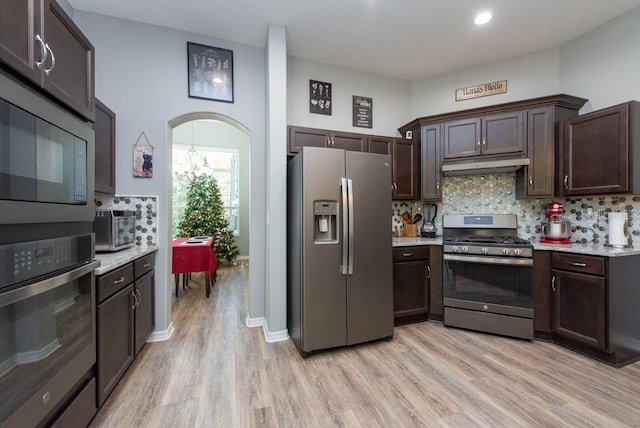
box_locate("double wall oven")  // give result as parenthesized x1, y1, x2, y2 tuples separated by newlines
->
(1, 70, 97, 427)
(442, 214, 534, 340)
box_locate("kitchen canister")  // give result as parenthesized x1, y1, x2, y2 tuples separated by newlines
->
(608, 211, 628, 247)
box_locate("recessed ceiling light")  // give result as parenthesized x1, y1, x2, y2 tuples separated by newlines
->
(474, 11, 492, 25)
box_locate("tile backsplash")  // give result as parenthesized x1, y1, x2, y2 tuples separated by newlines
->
(392, 173, 640, 246)
(95, 195, 158, 247)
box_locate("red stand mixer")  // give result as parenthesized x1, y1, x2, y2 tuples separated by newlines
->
(540, 201, 573, 244)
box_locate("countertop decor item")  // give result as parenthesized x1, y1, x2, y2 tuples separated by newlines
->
(187, 42, 234, 103)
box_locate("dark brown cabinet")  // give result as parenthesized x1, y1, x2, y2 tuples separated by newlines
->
(420, 124, 442, 201)
(392, 137, 418, 200)
(0, 0, 95, 121)
(96, 252, 156, 406)
(559, 101, 640, 196)
(428, 245, 443, 321)
(368, 135, 393, 155)
(443, 111, 525, 159)
(392, 246, 429, 325)
(551, 253, 606, 350)
(288, 126, 367, 154)
(94, 98, 116, 194)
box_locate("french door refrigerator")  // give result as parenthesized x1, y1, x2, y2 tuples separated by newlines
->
(287, 146, 393, 355)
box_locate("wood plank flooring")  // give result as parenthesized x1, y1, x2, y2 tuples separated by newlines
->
(89, 262, 640, 427)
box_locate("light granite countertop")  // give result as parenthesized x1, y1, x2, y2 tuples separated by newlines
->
(392, 236, 639, 257)
(95, 245, 159, 275)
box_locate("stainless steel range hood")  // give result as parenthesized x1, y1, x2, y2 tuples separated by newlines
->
(441, 158, 530, 176)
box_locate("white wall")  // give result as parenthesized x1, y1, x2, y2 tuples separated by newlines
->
(287, 57, 412, 137)
(411, 49, 561, 118)
(559, 6, 640, 113)
(73, 12, 267, 335)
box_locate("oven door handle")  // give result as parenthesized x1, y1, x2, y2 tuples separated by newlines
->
(0, 259, 100, 307)
(443, 254, 533, 267)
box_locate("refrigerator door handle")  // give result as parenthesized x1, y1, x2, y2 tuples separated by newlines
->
(347, 178, 355, 275)
(341, 178, 349, 275)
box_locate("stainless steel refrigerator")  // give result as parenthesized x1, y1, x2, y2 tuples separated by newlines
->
(287, 146, 393, 355)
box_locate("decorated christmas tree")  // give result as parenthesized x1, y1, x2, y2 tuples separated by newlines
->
(177, 174, 239, 263)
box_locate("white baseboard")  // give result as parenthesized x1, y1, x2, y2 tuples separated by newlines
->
(147, 322, 175, 342)
(245, 314, 288, 343)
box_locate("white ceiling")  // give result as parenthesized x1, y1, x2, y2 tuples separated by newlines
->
(67, 0, 640, 81)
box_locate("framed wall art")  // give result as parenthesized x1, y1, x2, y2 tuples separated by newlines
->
(309, 79, 332, 115)
(352, 95, 372, 128)
(187, 42, 234, 103)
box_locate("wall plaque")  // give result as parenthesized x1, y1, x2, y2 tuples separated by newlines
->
(456, 80, 507, 101)
(352, 96, 372, 128)
(310, 80, 332, 115)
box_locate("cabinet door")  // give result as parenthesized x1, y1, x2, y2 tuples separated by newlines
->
(0, 0, 43, 82)
(42, 0, 95, 121)
(288, 126, 329, 154)
(332, 131, 367, 152)
(134, 270, 155, 356)
(521, 107, 555, 197)
(551, 270, 606, 350)
(443, 117, 481, 159)
(392, 138, 418, 200)
(561, 103, 630, 195)
(421, 124, 442, 200)
(94, 98, 116, 194)
(482, 110, 525, 156)
(392, 260, 428, 324)
(368, 135, 393, 155)
(97, 283, 135, 406)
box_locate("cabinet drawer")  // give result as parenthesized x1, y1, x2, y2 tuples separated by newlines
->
(134, 252, 156, 278)
(551, 252, 605, 276)
(97, 263, 134, 303)
(393, 246, 430, 262)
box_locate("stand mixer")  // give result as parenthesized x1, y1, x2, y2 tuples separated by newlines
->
(420, 203, 437, 238)
(540, 201, 572, 244)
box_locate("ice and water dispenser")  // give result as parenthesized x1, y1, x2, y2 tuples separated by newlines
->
(313, 200, 338, 244)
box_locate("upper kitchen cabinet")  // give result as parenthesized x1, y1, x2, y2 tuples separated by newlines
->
(392, 136, 418, 200)
(421, 124, 442, 201)
(94, 98, 116, 194)
(0, 0, 95, 121)
(368, 135, 393, 155)
(443, 110, 525, 159)
(288, 126, 367, 155)
(559, 101, 640, 196)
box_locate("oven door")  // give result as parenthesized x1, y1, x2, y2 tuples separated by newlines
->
(0, 260, 99, 427)
(443, 254, 533, 318)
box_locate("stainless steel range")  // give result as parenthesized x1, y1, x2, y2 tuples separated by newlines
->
(442, 214, 534, 340)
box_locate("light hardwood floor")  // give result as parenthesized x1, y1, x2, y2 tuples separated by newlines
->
(89, 262, 640, 427)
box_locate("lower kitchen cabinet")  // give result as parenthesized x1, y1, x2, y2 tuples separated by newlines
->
(392, 246, 431, 325)
(545, 251, 640, 366)
(96, 251, 156, 406)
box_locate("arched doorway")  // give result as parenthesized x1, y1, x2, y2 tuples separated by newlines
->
(167, 112, 251, 302)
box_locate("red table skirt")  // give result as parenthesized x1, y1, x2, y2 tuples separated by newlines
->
(172, 237, 218, 274)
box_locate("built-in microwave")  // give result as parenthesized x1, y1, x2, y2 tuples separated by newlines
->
(0, 71, 94, 225)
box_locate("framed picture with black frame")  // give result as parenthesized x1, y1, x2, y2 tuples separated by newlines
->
(187, 42, 234, 103)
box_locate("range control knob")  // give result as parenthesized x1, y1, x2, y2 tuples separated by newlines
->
(481, 247, 489, 255)
(514, 249, 522, 256)
(462, 246, 469, 253)
(452, 246, 459, 253)
(502, 248, 511, 256)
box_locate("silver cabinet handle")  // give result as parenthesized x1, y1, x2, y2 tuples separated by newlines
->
(564, 175, 569, 189)
(482, 138, 486, 149)
(476, 139, 480, 149)
(136, 289, 142, 307)
(113, 276, 125, 285)
(402, 253, 414, 257)
(35, 34, 48, 68)
(143, 263, 151, 268)
(427, 265, 431, 279)
(436, 182, 440, 190)
(131, 291, 138, 309)
(43, 43, 55, 75)
(529, 176, 533, 186)
(551, 275, 556, 292)
(567, 262, 587, 267)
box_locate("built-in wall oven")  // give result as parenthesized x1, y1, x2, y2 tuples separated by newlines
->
(1, 70, 98, 427)
(442, 214, 534, 340)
